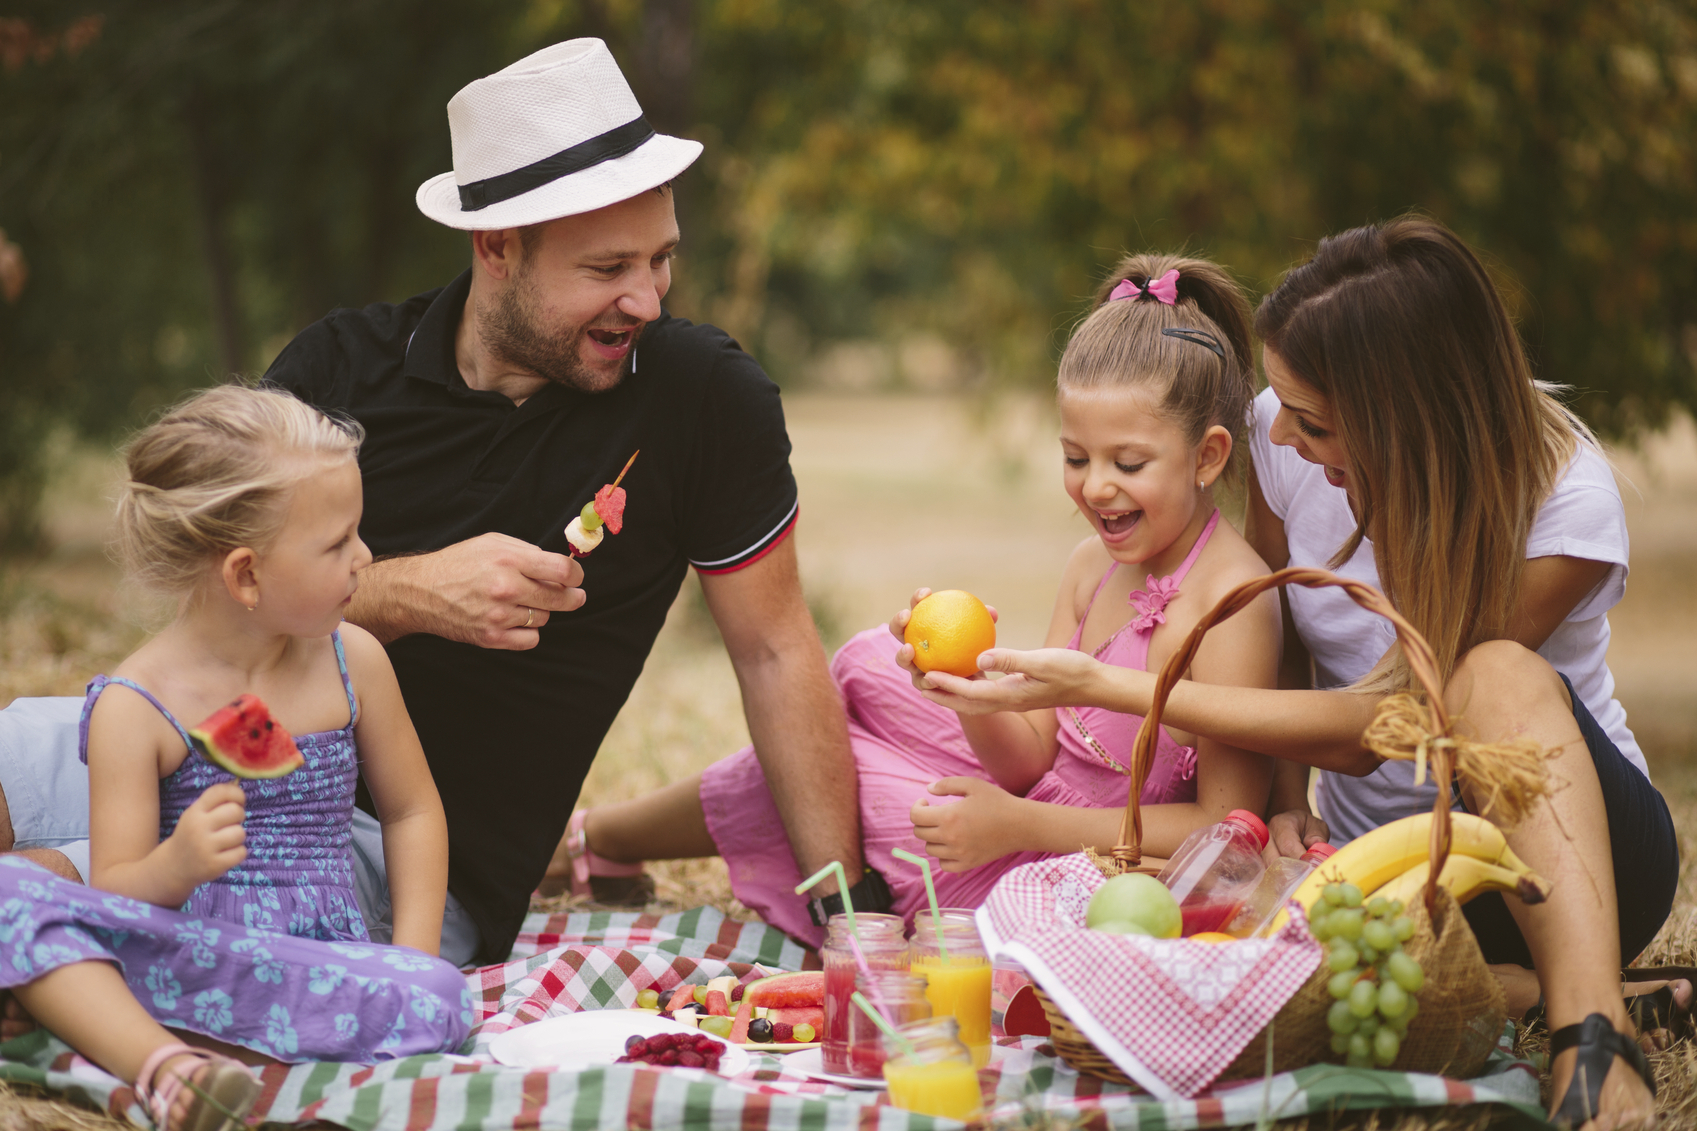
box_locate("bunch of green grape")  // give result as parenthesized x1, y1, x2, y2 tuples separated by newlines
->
(1309, 881, 1425, 1068)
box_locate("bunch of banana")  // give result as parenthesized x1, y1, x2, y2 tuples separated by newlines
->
(1269, 812, 1550, 933)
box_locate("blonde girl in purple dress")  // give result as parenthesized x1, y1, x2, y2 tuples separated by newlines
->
(0, 387, 469, 1131)
(560, 254, 1284, 946)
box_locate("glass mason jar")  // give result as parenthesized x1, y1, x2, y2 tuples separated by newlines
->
(880, 1015, 984, 1121)
(909, 909, 992, 1066)
(845, 968, 930, 1078)
(821, 913, 908, 1075)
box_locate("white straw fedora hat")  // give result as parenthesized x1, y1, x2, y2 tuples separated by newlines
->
(416, 39, 703, 230)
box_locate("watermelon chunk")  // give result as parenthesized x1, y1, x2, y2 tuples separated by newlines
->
(729, 992, 756, 1044)
(592, 484, 626, 535)
(187, 694, 303, 779)
(744, 971, 823, 1009)
(763, 1005, 824, 1031)
(666, 984, 698, 1013)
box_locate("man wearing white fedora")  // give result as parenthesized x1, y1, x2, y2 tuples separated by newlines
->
(256, 39, 874, 964)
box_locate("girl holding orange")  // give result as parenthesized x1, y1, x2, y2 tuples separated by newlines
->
(562, 253, 1283, 945)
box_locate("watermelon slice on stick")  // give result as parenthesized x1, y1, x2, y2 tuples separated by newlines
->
(188, 694, 304, 779)
(565, 450, 638, 556)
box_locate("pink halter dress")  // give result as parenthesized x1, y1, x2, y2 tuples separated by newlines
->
(701, 511, 1222, 946)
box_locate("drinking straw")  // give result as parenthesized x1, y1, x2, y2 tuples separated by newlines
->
(852, 991, 915, 1057)
(795, 862, 893, 1017)
(892, 847, 949, 966)
(795, 862, 856, 933)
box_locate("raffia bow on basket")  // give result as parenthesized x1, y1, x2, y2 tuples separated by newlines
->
(1035, 566, 1553, 1085)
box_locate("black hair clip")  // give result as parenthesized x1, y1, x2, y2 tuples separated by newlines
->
(1161, 327, 1226, 363)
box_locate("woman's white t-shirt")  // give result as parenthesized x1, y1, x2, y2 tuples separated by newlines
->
(1248, 387, 1646, 844)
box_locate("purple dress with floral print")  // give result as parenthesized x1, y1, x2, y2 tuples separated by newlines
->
(0, 631, 471, 1063)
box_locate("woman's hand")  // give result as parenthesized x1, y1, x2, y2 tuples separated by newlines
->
(915, 647, 1110, 715)
(165, 782, 247, 887)
(889, 588, 1001, 691)
(910, 777, 1026, 872)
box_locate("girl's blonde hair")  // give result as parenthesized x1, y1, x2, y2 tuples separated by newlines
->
(1253, 215, 1591, 691)
(1059, 253, 1257, 479)
(117, 385, 363, 595)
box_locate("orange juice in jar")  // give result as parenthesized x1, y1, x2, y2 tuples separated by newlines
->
(910, 909, 992, 1067)
(881, 1016, 983, 1121)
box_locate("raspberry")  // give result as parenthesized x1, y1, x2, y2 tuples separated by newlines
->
(625, 1035, 648, 1055)
(658, 1049, 679, 1066)
(676, 1050, 704, 1068)
(770, 1021, 794, 1043)
(730, 983, 744, 1002)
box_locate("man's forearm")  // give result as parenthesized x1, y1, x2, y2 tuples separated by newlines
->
(346, 555, 429, 644)
(736, 642, 863, 890)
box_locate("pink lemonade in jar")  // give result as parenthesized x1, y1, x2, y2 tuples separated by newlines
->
(820, 913, 907, 1075)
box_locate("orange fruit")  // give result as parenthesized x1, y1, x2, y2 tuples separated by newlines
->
(1187, 932, 1239, 944)
(904, 590, 996, 678)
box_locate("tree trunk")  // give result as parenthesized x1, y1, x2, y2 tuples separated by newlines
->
(182, 88, 246, 377)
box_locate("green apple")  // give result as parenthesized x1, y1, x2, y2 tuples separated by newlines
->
(1089, 920, 1153, 937)
(1086, 874, 1182, 939)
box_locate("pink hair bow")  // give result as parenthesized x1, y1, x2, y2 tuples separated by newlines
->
(1107, 268, 1180, 306)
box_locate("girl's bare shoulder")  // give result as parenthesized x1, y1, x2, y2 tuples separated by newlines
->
(1187, 517, 1280, 617)
(1061, 534, 1117, 618)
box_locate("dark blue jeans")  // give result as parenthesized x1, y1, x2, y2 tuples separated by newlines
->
(1461, 675, 1680, 967)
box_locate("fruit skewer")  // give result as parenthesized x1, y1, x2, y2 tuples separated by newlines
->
(565, 449, 639, 556)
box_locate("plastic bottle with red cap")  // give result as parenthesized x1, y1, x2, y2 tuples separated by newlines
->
(1222, 841, 1338, 938)
(1154, 809, 1271, 937)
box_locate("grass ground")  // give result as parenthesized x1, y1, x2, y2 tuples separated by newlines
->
(0, 393, 1692, 1128)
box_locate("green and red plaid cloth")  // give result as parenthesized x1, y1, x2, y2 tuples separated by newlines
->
(0, 906, 1553, 1129)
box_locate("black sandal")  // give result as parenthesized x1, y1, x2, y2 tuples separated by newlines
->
(1548, 1013, 1656, 1129)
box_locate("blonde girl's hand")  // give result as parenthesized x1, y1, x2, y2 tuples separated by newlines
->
(914, 646, 1106, 715)
(165, 782, 247, 887)
(889, 588, 999, 689)
(909, 777, 1023, 873)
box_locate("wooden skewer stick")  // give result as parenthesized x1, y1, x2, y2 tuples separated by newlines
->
(610, 449, 640, 489)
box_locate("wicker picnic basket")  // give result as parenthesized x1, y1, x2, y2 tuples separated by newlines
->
(1034, 567, 1517, 1085)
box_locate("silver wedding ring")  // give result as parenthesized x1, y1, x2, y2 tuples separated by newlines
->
(523, 607, 536, 629)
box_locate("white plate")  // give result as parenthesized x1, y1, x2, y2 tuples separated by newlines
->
(488, 1010, 751, 1076)
(779, 1046, 890, 1090)
(782, 1044, 1010, 1089)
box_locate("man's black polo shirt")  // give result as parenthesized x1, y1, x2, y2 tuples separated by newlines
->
(264, 270, 798, 963)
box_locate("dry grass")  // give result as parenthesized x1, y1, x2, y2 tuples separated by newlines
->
(1, 396, 1693, 1129)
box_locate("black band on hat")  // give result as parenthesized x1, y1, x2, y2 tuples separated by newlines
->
(457, 116, 656, 212)
(1161, 326, 1227, 363)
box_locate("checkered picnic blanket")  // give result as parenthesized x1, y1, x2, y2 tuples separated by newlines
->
(0, 906, 1552, 1129)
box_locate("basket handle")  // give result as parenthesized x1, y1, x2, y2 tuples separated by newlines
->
(1114, 566, 1457, 911)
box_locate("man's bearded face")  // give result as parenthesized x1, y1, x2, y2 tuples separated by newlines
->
(480, 255, 636, 395)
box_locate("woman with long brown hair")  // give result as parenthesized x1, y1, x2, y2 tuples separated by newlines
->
(920, 217, 1683, 1128)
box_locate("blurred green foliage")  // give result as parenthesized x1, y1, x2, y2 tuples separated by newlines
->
(1, 0, 1694, 547)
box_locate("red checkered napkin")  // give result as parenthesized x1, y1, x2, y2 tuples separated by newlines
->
(975, 854, 1323, 1099)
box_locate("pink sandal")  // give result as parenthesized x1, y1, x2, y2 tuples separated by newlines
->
(559, 810, 651, 904)
(133, 1042, 262, 1131)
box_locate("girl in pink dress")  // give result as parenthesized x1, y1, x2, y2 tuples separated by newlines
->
(563, 253, 1283, 946)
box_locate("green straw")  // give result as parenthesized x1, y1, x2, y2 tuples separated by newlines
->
(852, 991, 914, 1056)
(892, 846, 949, 965)
(794, 861, 855, 933)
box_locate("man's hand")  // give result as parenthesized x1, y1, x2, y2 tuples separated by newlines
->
(910, 777, 1023, 873)
(349, 532, 586, 648)
(166, 783, 248, 889)
(1267, 809, 1330, 861)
